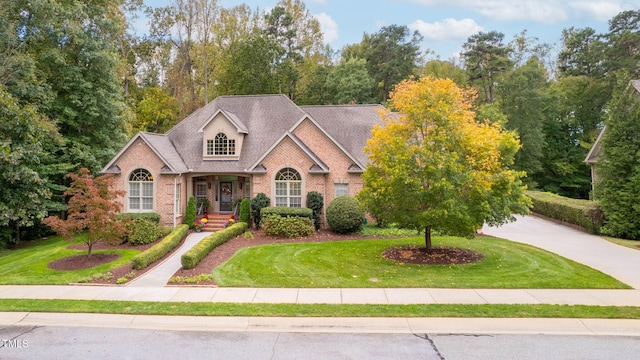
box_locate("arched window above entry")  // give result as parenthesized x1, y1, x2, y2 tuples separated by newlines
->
(275, 168, 302, 207)
(128, 168, 153, 211)
(208, 132, 235, 156)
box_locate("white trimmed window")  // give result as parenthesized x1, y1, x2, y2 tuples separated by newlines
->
(275, 168, 302, 207)
(335, 183, 349, 198)
(175, 183, 181, 215)
(213, 133, 235, 155)
(129, 169, 153, 211)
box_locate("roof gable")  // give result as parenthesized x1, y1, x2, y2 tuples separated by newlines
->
(301, 104, 385, 168)
(197, 109, 249, 134)
(100, 132, 187, 174)
(247, 132, 329, 174)
(290, 115, 365, 171)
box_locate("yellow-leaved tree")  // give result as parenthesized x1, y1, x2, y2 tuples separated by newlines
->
(357, 76, 530, 251)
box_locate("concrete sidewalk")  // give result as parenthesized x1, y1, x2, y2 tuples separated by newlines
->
(1, 285, 640, 306)
(483, 215, 640, 289)
(3, 311, 640, 336)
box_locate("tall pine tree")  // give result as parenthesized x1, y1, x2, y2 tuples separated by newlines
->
(596, 78, 640, 239)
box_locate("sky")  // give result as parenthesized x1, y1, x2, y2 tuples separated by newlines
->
(141, 0, 639, 60)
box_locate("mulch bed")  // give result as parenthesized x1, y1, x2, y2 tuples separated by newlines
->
(48, 253, 121, 271)
(60, 237, 188, 285)
(55, 230, 484, 286)
(382, 245, 483, 265)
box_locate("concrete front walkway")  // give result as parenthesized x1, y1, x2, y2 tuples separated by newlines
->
(482, 215, 640, 289)
(127, 231, 211, 287)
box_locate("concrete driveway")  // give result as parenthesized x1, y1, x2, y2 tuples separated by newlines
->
(482, 215, 640, 289)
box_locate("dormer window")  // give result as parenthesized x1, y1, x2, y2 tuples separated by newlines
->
(207, 133, 235, 156)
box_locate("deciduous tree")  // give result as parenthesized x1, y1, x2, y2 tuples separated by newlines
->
(358, 77, 530, 249)
(326, 58, 374, 104)
(43, 169, 128, 256)
(0, 89, 59, 243)
(134, 87, 180, 133)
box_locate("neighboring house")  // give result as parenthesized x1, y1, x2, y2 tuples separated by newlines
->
(101, 94, 386, 228)
(585, 79, 640, 195)
(584, 125, 606, 196)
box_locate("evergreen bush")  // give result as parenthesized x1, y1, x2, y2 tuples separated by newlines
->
(184, 196, 196, 229)
(306, 191, 324, 230)
(250, 193, 270, 229)
(260, 206, 313, 219)
(261, 214, 315, 238)
(181, 222, 248, 269)
(239, 198, 250, 224)
(131, 224, 189, 270)
(326, 196, 364, 234)
(117, 212, 161, 224)
(127, 218, 164, 245)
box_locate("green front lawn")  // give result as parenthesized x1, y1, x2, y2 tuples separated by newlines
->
(213, 236, 629, 289)
(0, 235, 139, 285)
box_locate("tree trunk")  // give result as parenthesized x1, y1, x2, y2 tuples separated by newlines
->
(14, 223, 21, 244)
(87, 242, 93, 256)
(424, 225, 432, 251)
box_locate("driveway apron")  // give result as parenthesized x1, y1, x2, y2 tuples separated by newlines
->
(483, 215, 640, 289)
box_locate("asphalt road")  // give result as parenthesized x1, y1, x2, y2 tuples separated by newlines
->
(2, 325, 640, 360)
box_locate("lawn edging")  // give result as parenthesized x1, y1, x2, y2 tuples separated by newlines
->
(131, 224, 189, 270)
(181, 222, 248, 269)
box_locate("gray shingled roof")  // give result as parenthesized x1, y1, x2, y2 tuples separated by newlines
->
(301, 104, 385, 167)
(167, 94, 307, 173)
(100, 132, 188, 175)
(107, 95, 386, 175)
(140, 132, 189, 173)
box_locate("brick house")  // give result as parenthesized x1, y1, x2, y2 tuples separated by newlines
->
(101, 94, 386, 228)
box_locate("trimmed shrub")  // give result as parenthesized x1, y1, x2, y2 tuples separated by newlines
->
(306, 191, 324, 230)
(261, 214, 315, 238)
(527, 191, 604, 234)
(117, 212, 161, 224)
(181, 222, 248, 269)
(260, 206, 313, 219)
(326, 196, 364, 234)
(127, 218, 164, 245)
(131, 224, 189, 270)
(184, 196, 196, 229)
(239, 198, 250, 224)
(250, 193, 270, 229)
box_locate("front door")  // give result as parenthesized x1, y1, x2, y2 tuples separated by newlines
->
(220, 182, 233, 211)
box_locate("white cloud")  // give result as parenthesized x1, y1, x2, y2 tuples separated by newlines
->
(408, 0, 570, 24)
(314, 12, 339, 44)
(569, 1, 627, 22)
(409, 18, 484, 42)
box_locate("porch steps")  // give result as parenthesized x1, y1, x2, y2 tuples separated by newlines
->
(200, 213, 232, 232)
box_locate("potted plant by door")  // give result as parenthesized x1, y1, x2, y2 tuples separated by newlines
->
(197, 198, 211, 215)
(195, 219, 204, 232)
